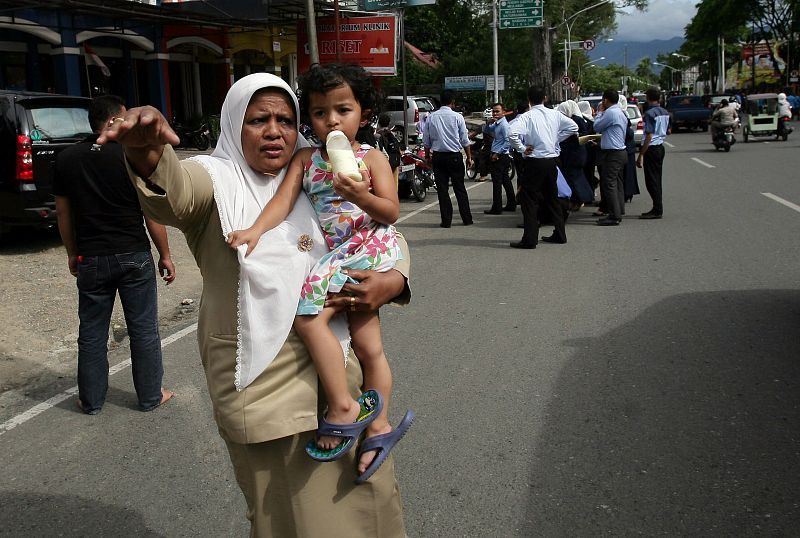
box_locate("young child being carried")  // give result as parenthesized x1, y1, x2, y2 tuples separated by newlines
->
(227, 63, 413, 484)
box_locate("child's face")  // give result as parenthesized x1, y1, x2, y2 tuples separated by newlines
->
(308, 83, 369, 146)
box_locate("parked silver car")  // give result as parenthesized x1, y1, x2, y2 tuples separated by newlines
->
(384, 95, 437, 139)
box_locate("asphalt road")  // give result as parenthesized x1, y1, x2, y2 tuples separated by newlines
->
(1, 129, 799, 537)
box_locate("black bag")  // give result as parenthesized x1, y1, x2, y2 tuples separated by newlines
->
(378, 130, 402, 170)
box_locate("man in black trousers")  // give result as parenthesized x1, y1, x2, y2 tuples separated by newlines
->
(423, 90, 473, 227)
(507, 87, 578, 249)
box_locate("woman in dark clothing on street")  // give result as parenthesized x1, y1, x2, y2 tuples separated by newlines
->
(556, 101, 593, 209)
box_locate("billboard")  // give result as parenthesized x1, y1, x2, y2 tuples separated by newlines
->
(297, 16, 398, 76)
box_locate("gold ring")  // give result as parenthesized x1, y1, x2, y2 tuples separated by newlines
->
(108, 116, 125, 126)
(349, 296, 356, 311)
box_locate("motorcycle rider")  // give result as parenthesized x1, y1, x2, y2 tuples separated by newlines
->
(777, 93, 794, 137)
(710, 99, 737, 142)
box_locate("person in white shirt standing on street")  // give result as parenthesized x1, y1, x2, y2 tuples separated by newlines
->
(423, 90, 473, 228)
(508, 87, 577, 249)
(592, 89, 629, 226)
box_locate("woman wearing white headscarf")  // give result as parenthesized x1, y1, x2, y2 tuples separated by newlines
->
(577, 101, 600, 201)
(99, 73, 410, 536)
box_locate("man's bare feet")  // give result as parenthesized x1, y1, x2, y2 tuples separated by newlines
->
(160, 388, 175, 405)
(317, 399, 361, 450)
(357, 420, 392, 475)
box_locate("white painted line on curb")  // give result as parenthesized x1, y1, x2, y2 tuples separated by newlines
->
(0, 322, 199, 437)
(664, 141, 675, 148)
(762, 192, 800, 214)
(691, 157, 715, 168)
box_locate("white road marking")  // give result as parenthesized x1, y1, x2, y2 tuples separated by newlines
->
(691, 157, 715, 168)
(664, 141, 675, 148)
(762, 192, 800, 214)
(0, 322, 198, 437)
(396, 179, 487, 224)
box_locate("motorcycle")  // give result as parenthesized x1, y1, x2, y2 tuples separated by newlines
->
(712, 124, 736, 152)
(777, 115, 793, 141)
(172, 119, 211, 151)
(398, 144, 435, 202)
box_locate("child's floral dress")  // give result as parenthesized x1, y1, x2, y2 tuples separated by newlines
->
(297, 145, 402, 315)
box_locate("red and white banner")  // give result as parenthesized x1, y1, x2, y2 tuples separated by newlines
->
(84, 44, 111, 77)
(297, 16, 397, 76)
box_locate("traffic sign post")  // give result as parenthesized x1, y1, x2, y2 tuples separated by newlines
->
(561, 74, 571, 86)
(582, 38, 595, 51)
(498, 0, 543, 29)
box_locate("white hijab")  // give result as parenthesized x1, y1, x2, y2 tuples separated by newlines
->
(557, 100, 581, 119)
(190, 73, 349, 390)
(577, 101, 594, 121)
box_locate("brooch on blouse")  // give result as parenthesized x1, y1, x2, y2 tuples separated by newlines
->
(297, 234, 314, 252)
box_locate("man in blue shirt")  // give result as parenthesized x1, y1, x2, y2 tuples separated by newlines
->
(636, 87, 671, 219)
(424, 90, 473, 227)
(592, 89, 629, 226)
(483, 103, 516, 214)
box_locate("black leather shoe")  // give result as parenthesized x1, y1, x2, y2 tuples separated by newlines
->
(639, 211, 663, 219)
(509, 241, 535, 249)
(484, 209, 503, 215)
(597, 217, 621, 226)
(503, 206, 516, 212)
(541, 235, 566, 244)
(440, 223, 451, 228)
(463, 221, 474, 226)
(516, 223, 525, 229)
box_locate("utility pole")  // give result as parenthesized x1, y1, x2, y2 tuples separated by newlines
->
(492, 0, 499, 102)
(305, 0, 319, 65)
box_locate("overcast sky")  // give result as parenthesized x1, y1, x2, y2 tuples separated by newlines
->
(613, 0, 698, 41)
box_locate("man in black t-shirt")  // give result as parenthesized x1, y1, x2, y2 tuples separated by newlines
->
(54, 95, 175, 415)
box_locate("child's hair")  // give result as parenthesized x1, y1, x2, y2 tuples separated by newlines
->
(297, 63, 380, 125)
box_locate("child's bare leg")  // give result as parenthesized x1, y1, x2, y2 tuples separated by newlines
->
(348, 311, 393, 474)
(295, 310, 360, 450)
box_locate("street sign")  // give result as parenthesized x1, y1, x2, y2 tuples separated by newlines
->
(363, 0, 435, 10)
(561, 74, 571, 86)
(485, 76, 505, 91)
(444, 75, 505, 91)
(498, 0, 543, 30)
(570, 82, 576, 89)
(582, 39, 595, 51)
(444, 75, 488, 91)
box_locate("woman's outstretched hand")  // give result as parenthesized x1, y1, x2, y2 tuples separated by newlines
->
(96, 106, 180, 148)
(97, 106, 180, 178)
(325, 269, 405, 312)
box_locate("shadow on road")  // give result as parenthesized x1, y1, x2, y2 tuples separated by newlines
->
(0, 491, 165, 537)
(0, 228, 62, 254)
(521, 289, 800, 535)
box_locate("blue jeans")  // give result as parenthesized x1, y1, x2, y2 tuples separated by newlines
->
(76, 252, 163, 413)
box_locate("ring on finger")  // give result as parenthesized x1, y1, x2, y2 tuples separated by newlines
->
(108, 116, 125, 126)
(349, 296, 356, 311)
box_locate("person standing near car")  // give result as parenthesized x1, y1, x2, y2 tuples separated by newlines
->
(592, 89, 629, 226)
(636, 88, 671, 219)
(54, 95, 175, 415)
(424, 89, 473, 227)
(483, 102, 516, 214)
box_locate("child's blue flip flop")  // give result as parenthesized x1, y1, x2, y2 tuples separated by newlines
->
(354, 409, 414, 485)
(305, 389, 383, 462)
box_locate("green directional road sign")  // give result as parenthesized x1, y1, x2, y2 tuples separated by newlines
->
(498, 0, 543, 30)
(500, 17, 543, 28)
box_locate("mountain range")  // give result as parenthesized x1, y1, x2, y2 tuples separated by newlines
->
(588, 37, 685, 72)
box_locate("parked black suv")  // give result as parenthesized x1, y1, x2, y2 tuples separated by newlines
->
(0, 91, 92, 237)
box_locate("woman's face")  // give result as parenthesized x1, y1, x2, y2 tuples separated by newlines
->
(241, 89, 298, 175)
(307, 83, 368, 146)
